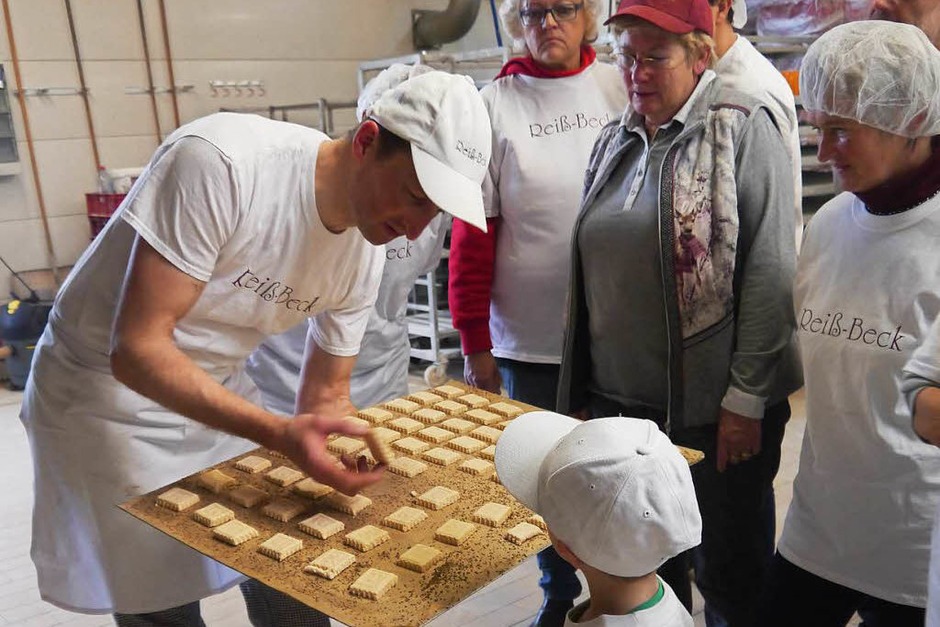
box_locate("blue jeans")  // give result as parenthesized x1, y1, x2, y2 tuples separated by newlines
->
(497, 358, 583, 603)
(756, 553, 925, 627)
(587, 394, 790, 627)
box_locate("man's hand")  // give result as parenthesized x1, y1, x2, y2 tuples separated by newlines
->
(464, 351, 502, 393)
(716, 408, 762, 472)
(276, 414, 384, 496)
(913, 387, 940, 446)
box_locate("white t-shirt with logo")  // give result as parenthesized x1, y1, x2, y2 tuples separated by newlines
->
(778, 192, 940, 607)
(53, 112, 384, 379)
(482, 61, 627, 363)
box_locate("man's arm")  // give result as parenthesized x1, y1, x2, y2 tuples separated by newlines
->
(111, 237, 380, 494)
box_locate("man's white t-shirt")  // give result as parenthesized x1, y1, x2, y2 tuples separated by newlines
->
(482, 61, 627, 363)
(716, 35, 804, 252)
(778, 192, 940, 607)
(53, 112, 385, 378)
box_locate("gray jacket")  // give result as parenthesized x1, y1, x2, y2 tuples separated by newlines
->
(557, 79, 802, 430)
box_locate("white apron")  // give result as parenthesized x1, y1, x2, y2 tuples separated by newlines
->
(20, 322, 257, 614)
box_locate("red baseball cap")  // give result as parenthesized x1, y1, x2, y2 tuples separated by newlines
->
(605, 0, 715, 37)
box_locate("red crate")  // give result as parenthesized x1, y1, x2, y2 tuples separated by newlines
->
(85, 193, 126, 238)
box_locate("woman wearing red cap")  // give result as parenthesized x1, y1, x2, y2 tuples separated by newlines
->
(447, 3, 626, 623)
(556, 0, 800, 626)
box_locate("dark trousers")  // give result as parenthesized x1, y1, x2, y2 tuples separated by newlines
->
(113, 579, 330, 627)
(497, 357, 584, 603)
(755, 553, 926, 627)
(586, 394, 790, 627)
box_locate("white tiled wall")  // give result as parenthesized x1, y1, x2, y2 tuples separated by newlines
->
(0, 0, 610, 294)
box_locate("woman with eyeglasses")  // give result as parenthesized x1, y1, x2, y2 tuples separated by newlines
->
(555, 0, 800, 625)
(447, 4, 626, 623)
(755, 22, 940, 627)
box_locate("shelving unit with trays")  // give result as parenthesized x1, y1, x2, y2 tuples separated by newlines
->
(0, 65, 21, 176)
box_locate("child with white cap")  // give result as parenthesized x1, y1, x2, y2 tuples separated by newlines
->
(496, 411, 702, 626)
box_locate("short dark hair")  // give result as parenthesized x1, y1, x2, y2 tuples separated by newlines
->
(347, 121, 410, 160)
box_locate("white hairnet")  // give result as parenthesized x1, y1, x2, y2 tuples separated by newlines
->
(800, 21, 940, 138)
(356, 63, 435, 123)
(731, 0, 747, 30)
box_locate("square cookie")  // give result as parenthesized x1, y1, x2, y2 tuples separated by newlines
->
(408, 390, 444, 405)
(156, 487, 199, 512)
(364, 430, 395, 465)
(305, 548, 356, 580)
(470, 425, 502, 444)
(398, 543, 444, 573)
(192, 503, 235, 528)
(384, 398, 422, 415)
(472, 502, 512, 527)
(234, 455, 272, 474)
(293, 478, 334, 500)
(266, 466, 304, 487)
(434, 519, 478, 546)
(258, 533, 303, 561)
(506, 521, 544, 545)
(349, 568, 398, 600)
(456, 393, 489, 408)
(417, 426, 453, 444)
(298, 513, 345, 539)
(392, 436, 430, 455)
(387, 456, 429, 478)
(327, 436, 365, 456)
(388, 416, 424, 434)
(228, 484, 268, 508)
(357, 407, 394, 424)
(413, 408, 447, 424)
(422, 447, 463, 466)
(432, 384, 464, 399)
(464, 408, 502, 426)
(262, 498, 306, 523)
(344, 525, 391, 552)
(434, 399, 468, 416)
(415, 486, 459, 510)
(458, 458, 494, 476)
(489, 401, 524, 418)
(447, 436, 486, 454)
(478, 445, 497, 461)
(383, 506, 428, 532)
(213, 520, 259, 546)
(440, 417, 475, 434)
(198, 469, 237, 494)
(326, 492, 372, 516)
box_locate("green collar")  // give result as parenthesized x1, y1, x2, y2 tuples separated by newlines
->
(629, 580, 664, 614)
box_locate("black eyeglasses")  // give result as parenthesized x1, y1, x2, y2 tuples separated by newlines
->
(519, 2, 584, 27)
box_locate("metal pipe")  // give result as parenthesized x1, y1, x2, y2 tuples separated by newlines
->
(64, 0, 100, 170)
(1, 0, 61, 285)
(412, 0, 482, 50)
(136, 0, 162, 144)
(488, 0, 502, 47)
(157, 0, 180, 128)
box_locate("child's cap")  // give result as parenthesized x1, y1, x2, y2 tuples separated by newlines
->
(495, 411, 702, 577)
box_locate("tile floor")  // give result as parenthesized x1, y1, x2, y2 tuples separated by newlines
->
(0, 367, 857, 626)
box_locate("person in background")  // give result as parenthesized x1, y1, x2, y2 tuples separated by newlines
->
(496, 412, 702, 627)
(871, 0, 940, 47)
(708, 0, 803, 252)
(907, 318, 940, 627)
(19, 66, 491, 627)
(556, 0, 801, 625)
(756, 21, 940, 627)
(447, 1, 626, 623)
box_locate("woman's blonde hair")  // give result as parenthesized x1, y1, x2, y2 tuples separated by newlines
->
(610, 16, 716, 70)
(499, 0, 603, 51)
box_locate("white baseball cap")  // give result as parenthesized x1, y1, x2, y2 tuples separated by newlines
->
(495, 412, 702, 577)
(357, 65, 491, 233)
(731, 0, 747, 29)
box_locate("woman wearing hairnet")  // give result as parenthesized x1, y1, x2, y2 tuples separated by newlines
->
(758, 21, 940, 627)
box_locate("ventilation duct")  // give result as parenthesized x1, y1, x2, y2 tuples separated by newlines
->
(413, 0, 482, 50)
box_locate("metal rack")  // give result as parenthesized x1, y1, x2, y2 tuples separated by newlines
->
(406, 249, 461, 386)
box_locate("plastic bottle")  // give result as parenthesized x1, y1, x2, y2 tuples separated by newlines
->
(97, 166, 114, 194)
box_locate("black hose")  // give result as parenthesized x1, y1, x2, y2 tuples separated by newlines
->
(489, 0, 503, 47)
(0, 256, 39, 302)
